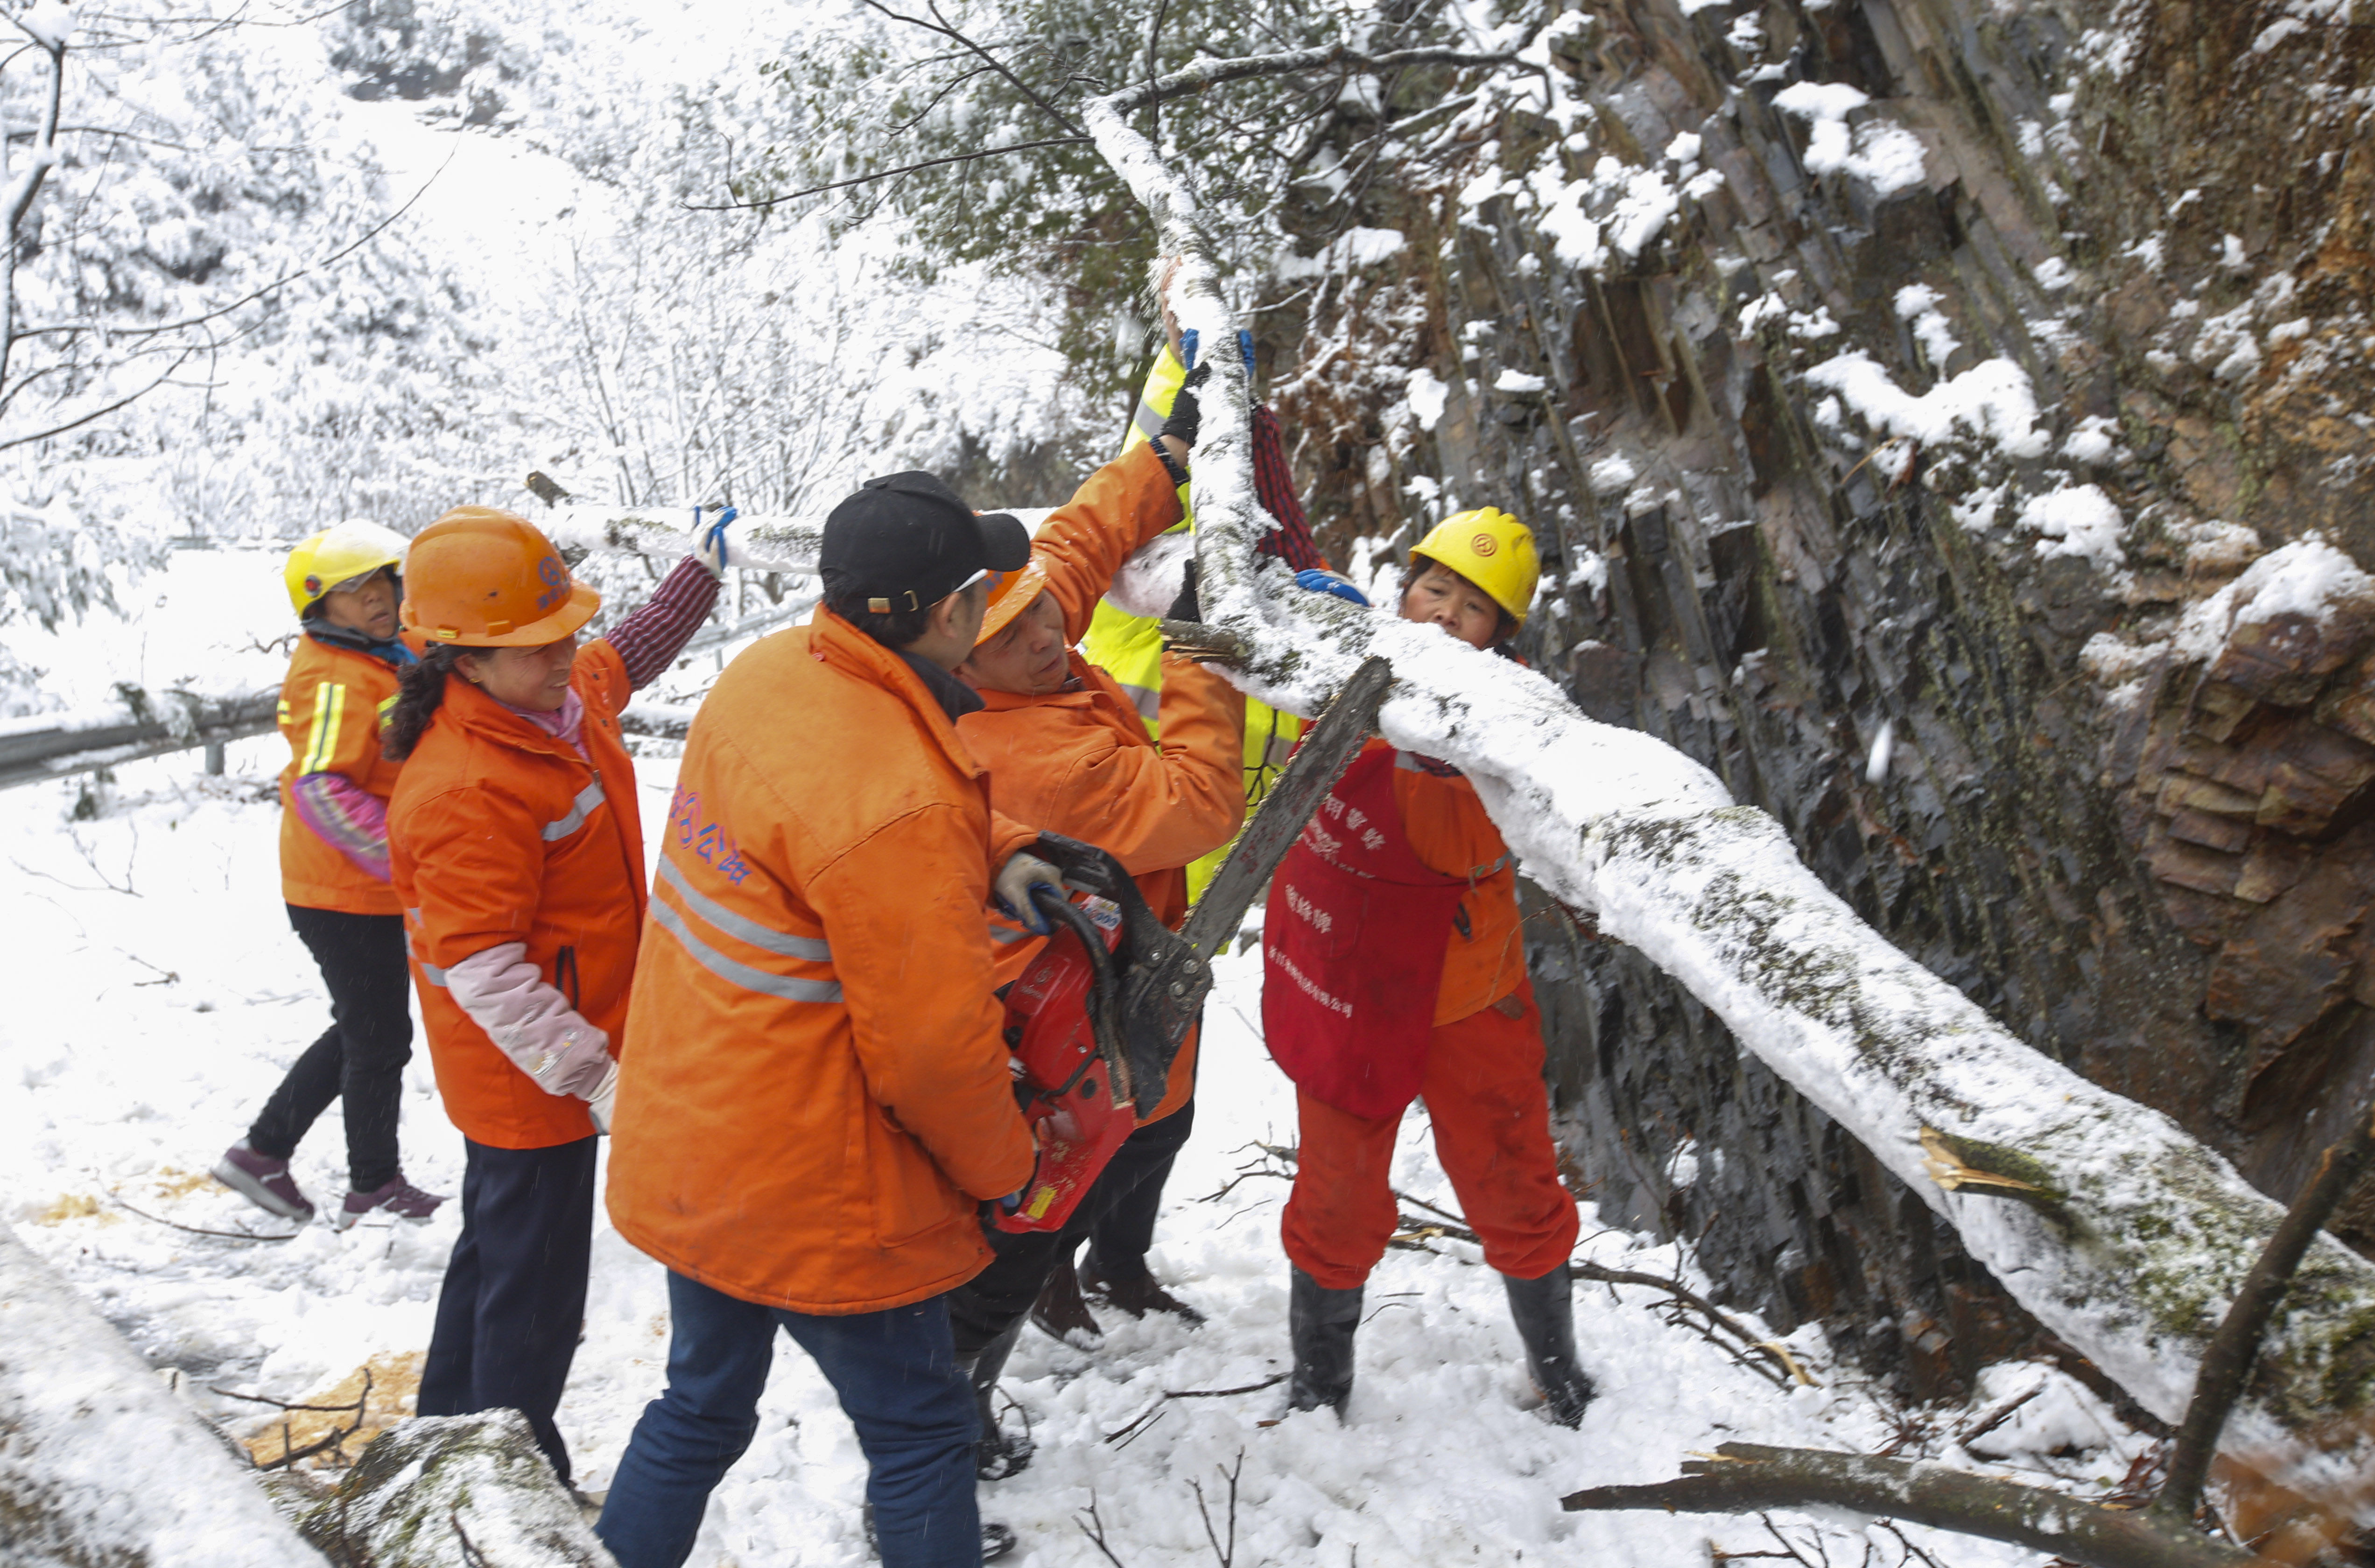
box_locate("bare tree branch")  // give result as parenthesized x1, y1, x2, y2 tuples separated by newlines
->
(858, 0, 1088, 138)
(2156, 1092, 2375, 1523)
(685, 135, 1090, 210)
(1562, 1444, 2252, 1568)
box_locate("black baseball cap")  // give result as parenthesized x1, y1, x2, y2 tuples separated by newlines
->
(821, 471, 1032, 613)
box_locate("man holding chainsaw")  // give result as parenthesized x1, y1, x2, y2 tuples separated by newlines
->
(942, 376, 1245, 1477)
(597, 474, 1056, 1568)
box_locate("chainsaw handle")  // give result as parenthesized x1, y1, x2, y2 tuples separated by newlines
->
(1030, 833, 1172, 965)
(1031, 882, 1133, 1106)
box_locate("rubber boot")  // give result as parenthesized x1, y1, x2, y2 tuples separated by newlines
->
(1286, 1267, 1363, 1417)
(957, 1317, 1033, 1480)
(1502, 1263, 1596, 1428)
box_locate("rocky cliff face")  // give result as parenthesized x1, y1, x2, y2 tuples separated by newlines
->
(1267, 0, 2375, 1401)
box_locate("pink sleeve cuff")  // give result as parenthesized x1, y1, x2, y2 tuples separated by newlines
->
(290, 772, 390, 881)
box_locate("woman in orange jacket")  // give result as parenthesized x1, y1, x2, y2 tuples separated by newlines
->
(1262, 510, 1593, 1427)
(216, 521, 448, 1230)
(383, 504, 728, 1488)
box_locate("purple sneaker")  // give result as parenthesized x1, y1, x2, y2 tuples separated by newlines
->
(336, 1174, 446, 1231)
(214, 1139, 314, 1221)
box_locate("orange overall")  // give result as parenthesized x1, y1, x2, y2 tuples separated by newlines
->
(1274, 741, 1580, 1288)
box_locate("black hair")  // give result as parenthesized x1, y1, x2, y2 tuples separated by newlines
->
(1399, 559, 1520, 644)
(383, 644, 463, 761)
(822, 571, 984, 650)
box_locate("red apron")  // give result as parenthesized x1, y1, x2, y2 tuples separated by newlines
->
(1262, 747, 1464, 1118)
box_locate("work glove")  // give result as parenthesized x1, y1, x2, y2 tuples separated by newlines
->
(585, 1061, 619, 1136)
(993, 850, 1065, 936)
(694, 504, 739, 579)
(1166, 558, 1202, 624)
(529, 1027, 614, 1099)
(1158, 362, 1211, 451)
(1294, 567, 1370, 607)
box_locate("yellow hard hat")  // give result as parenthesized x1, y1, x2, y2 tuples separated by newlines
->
(285, 519, 409, 618)
(1411, 508, 1539, 628)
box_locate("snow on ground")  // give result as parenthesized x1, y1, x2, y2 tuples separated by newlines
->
(0, 580, 2152, 1567)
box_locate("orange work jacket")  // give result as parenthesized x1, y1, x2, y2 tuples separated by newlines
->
(1381, 737, 1525, 1025)
(606, 609, 1040, 1315)
(278, 633, 409, 914)
(961, 441, 1244, 1120)
(388, 640, 645, 1149)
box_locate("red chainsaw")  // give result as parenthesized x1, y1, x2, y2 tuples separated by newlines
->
(993, 655, 1394, 1233)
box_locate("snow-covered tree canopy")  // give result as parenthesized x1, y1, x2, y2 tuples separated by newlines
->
(728, 0, 1536, 396)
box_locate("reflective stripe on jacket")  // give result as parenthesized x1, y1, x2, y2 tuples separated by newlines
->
(278, 635, 408, 914)
(962, 442, 1244, 1121)
(1080, 343, 1304, 897)
(388, 639, 646, 1149)
(605, 608, 1039, 1315)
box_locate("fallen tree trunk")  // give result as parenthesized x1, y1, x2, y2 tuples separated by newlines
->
(1072, 56, 2375, 1506)
(535, 504, 1051, 576)
(0, 1220, 329, 1566)
(0, 604, 806, 791)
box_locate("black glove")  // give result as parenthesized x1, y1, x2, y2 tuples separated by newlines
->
(1166, 557, 1201, 624)
(1158, 362, 1211, 450)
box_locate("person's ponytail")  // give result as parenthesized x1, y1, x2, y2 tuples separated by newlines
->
(383, 644, 462, 761)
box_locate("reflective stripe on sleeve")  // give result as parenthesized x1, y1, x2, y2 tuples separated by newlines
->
(1119, 682, 1160, 722)
(656, 856, 829, 960)
(1131, 400, 1165, 442)
(301, 681, 345, 773)
(648, 896, 843, 1003)
(404, 913, 450, 985)
(542, 779, 606, 841)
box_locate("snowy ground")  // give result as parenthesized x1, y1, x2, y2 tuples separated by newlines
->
(1, 591, 2152, 1568)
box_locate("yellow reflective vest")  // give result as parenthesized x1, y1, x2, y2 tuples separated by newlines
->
(1079, 343, 1304, 897)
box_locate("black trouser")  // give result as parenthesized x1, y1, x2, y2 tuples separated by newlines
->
(949, 1100, 1195, 1358)
(248, 904, 414, 1192)
(419, 1136, 598, 1484)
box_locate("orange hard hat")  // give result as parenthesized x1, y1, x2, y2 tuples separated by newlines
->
(972, 558, 1051, 646)
(401, 506, 601, 647)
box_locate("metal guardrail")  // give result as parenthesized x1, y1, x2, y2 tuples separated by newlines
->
(0, 598, 809, 791)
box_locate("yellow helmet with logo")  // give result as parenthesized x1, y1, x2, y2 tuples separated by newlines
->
(1411, 508, 1539, 628)
(284, 519, 409, 618)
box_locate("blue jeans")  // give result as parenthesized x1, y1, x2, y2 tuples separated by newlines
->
(597, 1271, 981, 1568)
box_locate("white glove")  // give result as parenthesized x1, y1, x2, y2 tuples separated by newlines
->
(585, 1060, 619, 1136)
(694, 504, 738, 580)
(993, 851, 1064, 936)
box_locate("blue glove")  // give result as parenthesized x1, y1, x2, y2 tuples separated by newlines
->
(1295, 567, 1370, 607)
(694, 504, 738, 578)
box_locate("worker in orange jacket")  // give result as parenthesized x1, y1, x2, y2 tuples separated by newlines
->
(943, 398, 1244, 1477)
(598, 473, 1046, 1568)
(385, 505, 727, 1488)
(1262, 510, 1594, 1428)
(216, 521, 447, 1230)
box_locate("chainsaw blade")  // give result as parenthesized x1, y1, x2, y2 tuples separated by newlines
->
(1177, 654, 1394, 961)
